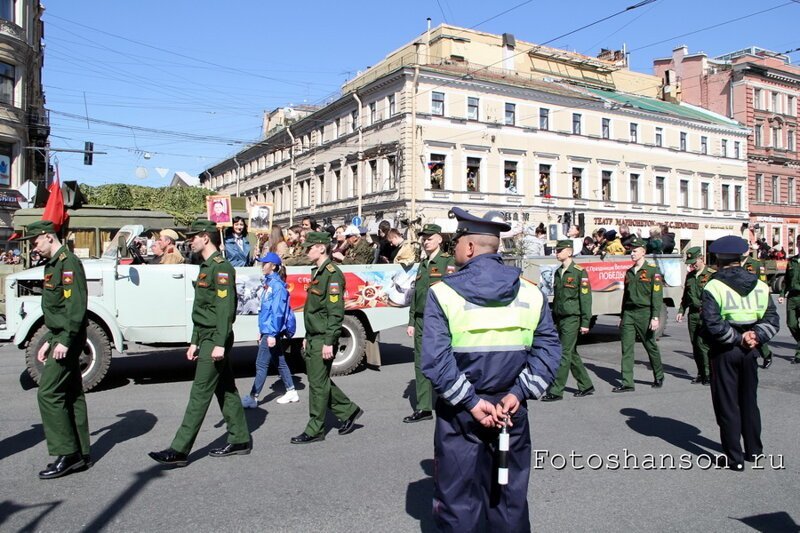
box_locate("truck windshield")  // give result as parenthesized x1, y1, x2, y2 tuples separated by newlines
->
(102, 229, 134, 259)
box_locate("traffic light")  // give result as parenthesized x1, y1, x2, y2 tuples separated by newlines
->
(84, 141, 93, 165)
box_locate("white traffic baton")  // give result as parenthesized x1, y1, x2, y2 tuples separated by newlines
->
(498, 424, 509, 486)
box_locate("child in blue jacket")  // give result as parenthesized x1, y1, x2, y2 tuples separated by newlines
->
(242, 252, 298, 408)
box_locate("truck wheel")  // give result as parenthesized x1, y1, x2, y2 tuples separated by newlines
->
(25, 321, 113, 392)
(771, 275, 784, 295)
(655, 307, 668, 340)
(331, 315, 367, 376)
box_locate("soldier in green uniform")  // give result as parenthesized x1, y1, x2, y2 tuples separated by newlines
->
(779, 235, 800, 364)
(743, 255, 772, 368)
(21, 220, 91, 479)
(339, 226, 375, 264)
(613, 238, 665, 392)
(676, 247, 715, 385)
(291, 232, 363, 443)
(149, 220, 251, 467)
(542, 240, 594, 401)
(404, 224, 455, 422)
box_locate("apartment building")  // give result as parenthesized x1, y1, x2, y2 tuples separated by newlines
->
(202, 25, 749, 248)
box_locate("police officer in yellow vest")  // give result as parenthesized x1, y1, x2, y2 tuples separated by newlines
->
(702, 236, 779, 470)
(421, 207, 562, 531)
(20, 220, 91, 479)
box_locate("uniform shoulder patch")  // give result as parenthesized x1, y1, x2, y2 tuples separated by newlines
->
(440, 252, 451, 257)
(326, 263, 336, 273)
(58, 252, 68, 262)
(213, 256, 225, 263)
(646, 261, 657, 267)
(573, 264, 584, 271)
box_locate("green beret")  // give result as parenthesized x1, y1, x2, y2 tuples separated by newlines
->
(302, 231, 331, 248)
(556, 240, 574, 251)
(419, 224, 442, 236)
(685, 246, 703, 264)
(18, 220, 57, 240)
(630, 237, 647, 249)
(185, 219, 219, 236)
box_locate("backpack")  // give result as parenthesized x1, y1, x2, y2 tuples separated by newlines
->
(282, 299, 297, 338)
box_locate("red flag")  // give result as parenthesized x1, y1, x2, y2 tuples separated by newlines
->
(42, 169, 68, 232)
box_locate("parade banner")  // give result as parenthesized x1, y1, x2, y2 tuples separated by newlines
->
(578, 257, 682, 292)
(235, 265, 419, 315)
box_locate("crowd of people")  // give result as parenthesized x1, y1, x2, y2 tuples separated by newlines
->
(516, 222, 678, 258)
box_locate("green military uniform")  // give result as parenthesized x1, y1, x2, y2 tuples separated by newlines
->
(781, 252, 800, 363)
(408, 228, 455, 413)
(284, 243, 313, 266)
(302, 235, 360, 437)
(342, 237, 375, 264)
(743, 256, 772, 365)
(37, 237, 91, 459)
(546, 241, 593, 398)
(171, 235, 250, 454)
(618, 238, 664, 389)
(678, 247, 715, 383)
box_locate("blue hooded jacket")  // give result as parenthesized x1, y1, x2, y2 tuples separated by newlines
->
(259, 272, 289, 337)
(421, 253, 562, 410)
(224, 232, 252, 267)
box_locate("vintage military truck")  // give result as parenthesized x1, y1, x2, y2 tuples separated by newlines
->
(0, 225, 417, 391)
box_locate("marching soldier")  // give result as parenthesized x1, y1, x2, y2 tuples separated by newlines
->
(404, 224, 455, 423)
(778, 235, 800, 364)
(613, 237, 665, 392)
(291, 232, 363, 443)
(702, 236, 779, 470)
(542, 240, 594, 401)
(149, 220, 251, 467)
(676, 247, 715, 385)
(421, 207, 561, 531)
(21, 221, 91, 479)
(742, 255, 772, 368)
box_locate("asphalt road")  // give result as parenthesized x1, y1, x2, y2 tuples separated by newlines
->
(1, 304, 798, 532)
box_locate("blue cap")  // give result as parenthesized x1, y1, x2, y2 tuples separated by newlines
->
(451, 207, 511, 238)
(708, 235, 748, 256)
(258, 252, 282, 265)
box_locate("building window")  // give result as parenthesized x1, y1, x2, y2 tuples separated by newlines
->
(0, 1, 12, 22)
(335, 118, 341, 138)
(318, 127, 324, 146)
(0, 142, 11, 186)
(334, 169, 342, 200)
(601, 170, 612, 201)
(539, 164, 551, 197)
(735, 185, 742, 211)
(369, 102, 377, 125)
(789, 96, 796, 116)
(505, 103, 516, 126)
(387, 155, 397, 189)
(351, 110, 358, 132)
(755, 174, 763, 202)
(680, 179, 689, 207)
(369, 160, 379, 192)
(432, 92, 445, 116)
(790, 228, 797, 255)
(701, 182, 709, 210)
(630, 123, 638, 143)
(351, 165, 358, 197)
(630, 173, 640, 203)
(429, 153, 445, 190)
(721, 139, 728, 157)
(0, 62, 14, 106)
(655, 127, 663, 147)
(773, 127, 781, 149)
(755, 124, 762, 147)
(388, 94, 396, 117)
(789, 177, 796, 204)
(571, 168, 583, 199)
(466, 157, 481, 192)
(754, 88, 762, 110)
(656, 176, 666, 205)
(468, 97, 479, 121)
(602, 118, 610, 139)
(504, 161, 518, 194)
(721, 184, 730, 210)
(318, 175, 326, 204)
(789, 130, 795, 152)
(772, 176, 780, 203)
(734, 141, 740, 159)
(539, 108, 550, 130)
(772, 92, 779, 113)
(572, 113, 582, 135)
(680, 132, 687, 151)
(701, 136, 708, 154)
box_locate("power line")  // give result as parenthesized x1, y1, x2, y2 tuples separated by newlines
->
(434, 0, 448, 23)
(630, 2, 797, 52)
(542, 0, 656, 46)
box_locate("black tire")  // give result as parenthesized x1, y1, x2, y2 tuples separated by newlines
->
(771, 275, 784, 295)
(331, 315, 367, 376)
(655, 306, 668, 340)
(25, 320, 113, 392)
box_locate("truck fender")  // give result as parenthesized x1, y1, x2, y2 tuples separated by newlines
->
(14, 303, 124, 354)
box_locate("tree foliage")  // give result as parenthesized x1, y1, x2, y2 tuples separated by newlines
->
(79, 184, 209, 225)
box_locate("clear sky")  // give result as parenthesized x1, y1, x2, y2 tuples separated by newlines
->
(43, 0, 800, 186)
